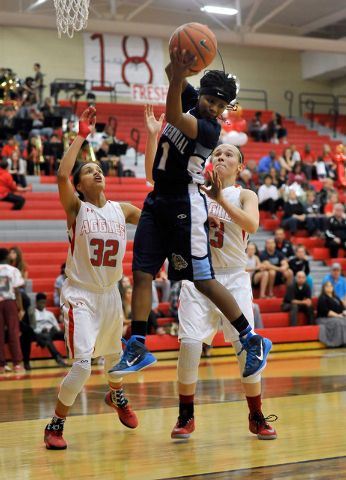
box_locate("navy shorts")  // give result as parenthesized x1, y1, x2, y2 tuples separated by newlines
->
(132, 185, 214, 281)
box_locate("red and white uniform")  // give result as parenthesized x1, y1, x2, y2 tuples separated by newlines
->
(61, 201, 126, 359)
(179, 185, 254, 345)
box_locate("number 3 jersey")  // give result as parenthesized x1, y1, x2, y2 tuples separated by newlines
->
(207, 185, 248, 270)
(65, 200, 126, 291)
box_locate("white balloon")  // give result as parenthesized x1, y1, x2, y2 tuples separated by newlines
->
(222, 131, 248, 147)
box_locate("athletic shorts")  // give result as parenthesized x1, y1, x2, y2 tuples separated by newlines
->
(178, 269, 254, 345)
(60, 279, 123, 359)
(132, 185, 214, 281)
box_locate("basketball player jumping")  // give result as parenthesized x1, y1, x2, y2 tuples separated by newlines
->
(44, 107, 141, 450)
(109, 49, 272, 381)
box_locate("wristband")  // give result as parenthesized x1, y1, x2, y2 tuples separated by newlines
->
(78, 120, 91, 139)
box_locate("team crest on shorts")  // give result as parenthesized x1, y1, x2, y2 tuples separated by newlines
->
(171, 253, 188, 270)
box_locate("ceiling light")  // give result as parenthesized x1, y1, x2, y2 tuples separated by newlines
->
(201, 6, 238, 15)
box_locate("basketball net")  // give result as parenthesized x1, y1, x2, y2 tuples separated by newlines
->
(54, 0, 90, 38)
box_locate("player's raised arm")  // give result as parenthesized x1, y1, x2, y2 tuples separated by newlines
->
(144, 104, 165, 185)
(119, 203, 142, 226)
(165, 48, 199, 139)
(57, 107, 96, 225)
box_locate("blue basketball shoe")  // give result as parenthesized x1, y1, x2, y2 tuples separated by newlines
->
(238, 331, 272, 378)
(108, 336, 157, 376)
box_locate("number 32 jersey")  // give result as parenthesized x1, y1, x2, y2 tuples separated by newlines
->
(207, 185, 248, 270)
(65, 200, 126, 291)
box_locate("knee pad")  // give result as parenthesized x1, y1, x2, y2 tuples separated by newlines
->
(233, 339, 261, 384)
(177, 339, 202, 385)
(58, 358, 92, 407)
(104, 351, 123, 384)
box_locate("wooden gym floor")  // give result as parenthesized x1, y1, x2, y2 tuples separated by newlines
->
(1, 347, 346, 480)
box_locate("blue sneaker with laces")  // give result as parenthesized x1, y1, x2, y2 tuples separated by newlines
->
(108, 336, 157, 377)
(238, 331, 272, 378)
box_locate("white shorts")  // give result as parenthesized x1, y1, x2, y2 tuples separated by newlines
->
(178, 269, 254, 345)
(60, 279, 123, 359)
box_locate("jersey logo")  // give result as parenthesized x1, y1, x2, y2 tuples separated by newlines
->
(177, 214, 187, 219)
(171, 253, 188, 271)
(199, 39, 212, 53)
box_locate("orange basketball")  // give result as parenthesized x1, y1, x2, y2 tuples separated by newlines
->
(169, 23, 217, 73)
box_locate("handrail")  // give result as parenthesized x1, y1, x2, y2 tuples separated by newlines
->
(284, 90, 294, 118)
(328, 108, 339, 138)
(336, 95, 346, 114)
(305, 99, 316, 128)
(298, 92, 337, 117)
(237, 88, 268, 110)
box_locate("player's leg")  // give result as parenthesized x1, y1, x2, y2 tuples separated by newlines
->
(171, 339, 202, 439)
(109, 199, 165, 376)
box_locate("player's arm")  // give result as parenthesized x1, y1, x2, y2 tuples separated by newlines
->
(165, 49, 199, 139)
(57, 107, 96, 228)
(144, 104, 165, 185)
(120, 203, 141, 226)
(201, 171, 259, 234)
(165, 62, 189, 92)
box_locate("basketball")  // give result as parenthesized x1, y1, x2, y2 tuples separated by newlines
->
(169, 23, 217, 73)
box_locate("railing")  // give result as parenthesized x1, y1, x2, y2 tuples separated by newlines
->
(336, 95, 346, 114)
(237, 88, 268, 110)
(298, 92, 337, 117)
(284, 90, 294, 118)
(328, 108, 339, 138)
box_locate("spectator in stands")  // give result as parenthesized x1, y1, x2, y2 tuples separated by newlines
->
(268, 112, 287, 144)
(314, 155, 327, 180)
(301, 143, 317, 180)
(8, 150, 27, 188)
(153, 270, 171, 303)
(1, 136, 17, 159)
(277, 167, 288, 189)
(169, 280, 182, 336)
(9, 246, 28, 291)
(19, 292, 36, 370)
(0, 160, 28, 210)
(322, 144, 337, 179)
(258, 174, 282, 220)
(54, 263, 67, 308)
(43, 133, 64, 175)
(237, 168, 257, 193)
(278, 147, 295, 172)
(118, 275, 132, 300)
(316, 281, 346, 347)
(288, 244, 313, 294)
(274, 226, 295, 258)
(259, 238, 293, 298)
(318, 178, 337, 214)
(324, 192, 340, 219)
(281, 271, 314, 326)
(321, 263, 346, 308)
(245, 159, 259, 185)
(121, 285, 165, 336)
(303, 190, 324, 235)
(40, 97, 54, 118)
(288, 162, 306, 185)
(96, 141, 112, 177)
(246, 242, 269, 299)
(26, 135, 41, 175)
(29, 107, 54, 140)
(257, 150, 280, 182)
(2, 106, 16, 129)
(34, 292, 67, 367)
(281, 189, 315, 236)
(325, 204, 346, 259)
(301, 179, 316, 194)
(0, 248, 25, 373)
(247, 111, 268, 142)
(33, 63, 44, 104)
(19, 77, 37, 106)
(290, 145, 301, 163)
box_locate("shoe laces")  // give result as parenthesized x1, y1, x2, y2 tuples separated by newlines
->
(114, 339, 132, 367)
(176, 416, 192, 429)
(120, 404, 133, 416)
(253, 411, 278, 428)
(237, 337, 257, 369)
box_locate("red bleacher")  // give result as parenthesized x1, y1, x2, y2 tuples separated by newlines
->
(304, 112, 346, 135)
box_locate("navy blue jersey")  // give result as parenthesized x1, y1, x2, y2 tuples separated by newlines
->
(152, 83, 221, 186)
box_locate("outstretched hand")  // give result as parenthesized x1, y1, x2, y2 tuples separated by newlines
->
(144, 104, 165, 135)
(78, 106, 96, 139)
(200, 170, 224, 204)
(169, 47, 199, 79)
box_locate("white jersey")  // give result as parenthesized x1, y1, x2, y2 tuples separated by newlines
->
(0, 264, 24, 301)
(66, 200, 126, 292)
(207, 185, 248, 270)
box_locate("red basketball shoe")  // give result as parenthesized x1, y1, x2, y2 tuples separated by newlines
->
(171, 416, 195, 439)
(104, 392, 138, 429)
(249, 411, 277, 440)
(44, 424, 67, 450)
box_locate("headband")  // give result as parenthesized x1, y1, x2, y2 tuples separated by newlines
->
(199, 87, 234, 105)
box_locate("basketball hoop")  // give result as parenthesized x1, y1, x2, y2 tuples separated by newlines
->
(54, 0, 90, 38)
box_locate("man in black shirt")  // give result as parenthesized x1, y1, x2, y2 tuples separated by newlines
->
(281, 190, 315, 236)
(43, 133, 64, 175)
(259, 238, 293, 297)
(325, 203, 346, 258)
(274, 227, 295, 258)
(281, 271, 315, 326)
